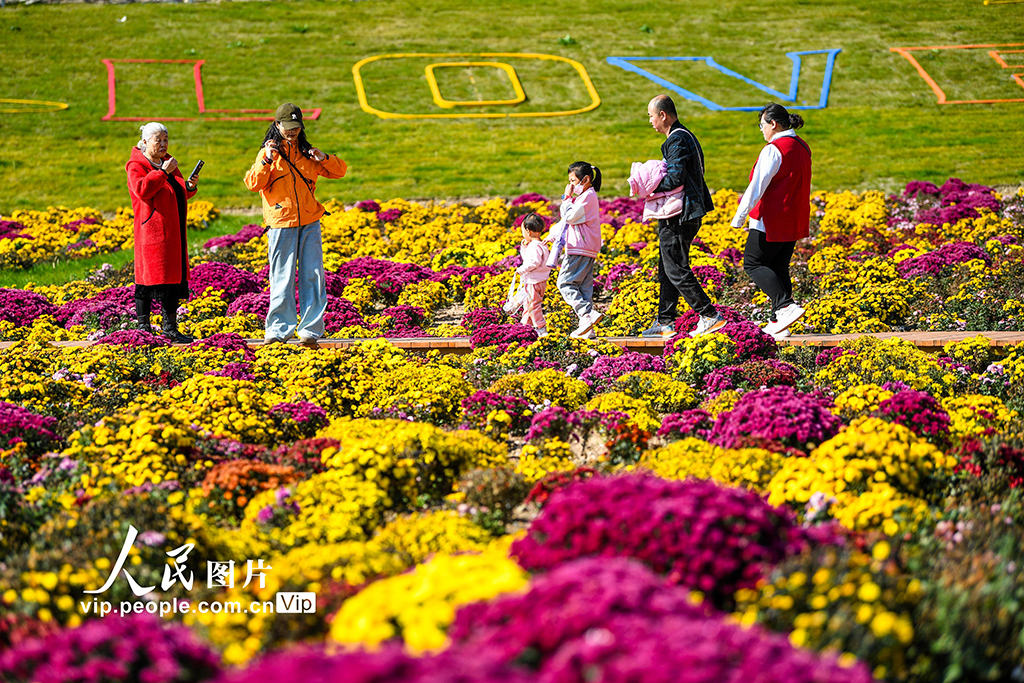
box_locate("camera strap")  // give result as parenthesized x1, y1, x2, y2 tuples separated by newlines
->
(277, 145, 332, 217)
(279, 146, 315, 192)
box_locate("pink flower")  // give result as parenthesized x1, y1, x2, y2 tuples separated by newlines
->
(256, 505, 275, 523)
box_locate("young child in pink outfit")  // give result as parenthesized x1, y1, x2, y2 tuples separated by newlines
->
(516, 213, 552, 338)
(547, 161, 604, 339)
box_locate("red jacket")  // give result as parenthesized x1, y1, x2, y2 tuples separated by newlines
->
(126, 147, 196, 285)
(748, 135, 812, 242)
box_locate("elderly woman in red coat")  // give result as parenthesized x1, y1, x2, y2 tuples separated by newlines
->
(126, 122, 198, 343)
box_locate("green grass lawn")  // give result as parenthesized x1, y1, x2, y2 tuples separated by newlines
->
(1, 0, 1023, 213)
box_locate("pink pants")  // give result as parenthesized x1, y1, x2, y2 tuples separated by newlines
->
(520, 282, 547, 328)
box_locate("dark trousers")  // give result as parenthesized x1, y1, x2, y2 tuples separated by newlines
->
(134, 284, 185, 328)
(743, 230, 796, 315)
(657, 215, 716, 323)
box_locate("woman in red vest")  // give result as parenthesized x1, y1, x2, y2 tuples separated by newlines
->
(126, 122, 198, 343)
(731, 103, 812, 339)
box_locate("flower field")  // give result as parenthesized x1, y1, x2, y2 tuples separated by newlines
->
(1, 179, 1024, 683)
(0, 202, 219, 271)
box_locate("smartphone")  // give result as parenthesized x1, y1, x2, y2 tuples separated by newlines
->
(190, 160, 205, 180)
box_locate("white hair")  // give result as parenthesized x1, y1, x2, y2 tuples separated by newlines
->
(137, 122, 168, 149)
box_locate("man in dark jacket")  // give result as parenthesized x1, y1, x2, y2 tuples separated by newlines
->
(640, 94, 726, 339)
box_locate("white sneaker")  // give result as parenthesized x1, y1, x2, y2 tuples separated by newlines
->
(770, 328, 792, 341)
(689, 314, 727, 338)
(569, 327, 599, 340)
(763, 304, 804, 335)
(535, 327, 548, 338)
(571, 310, 603, 338)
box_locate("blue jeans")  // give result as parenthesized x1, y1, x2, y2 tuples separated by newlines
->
(557, 253, 596, 318)
(266, 220, 326, 341)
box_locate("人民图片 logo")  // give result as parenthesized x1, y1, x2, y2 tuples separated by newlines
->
(76, 524, 314, 619)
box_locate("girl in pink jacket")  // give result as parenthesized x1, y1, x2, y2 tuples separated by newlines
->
(548, 161, 604, 338)
(515, 213, 552, 337)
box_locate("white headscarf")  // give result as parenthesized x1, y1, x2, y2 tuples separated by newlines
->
(136, 122, 168, 150)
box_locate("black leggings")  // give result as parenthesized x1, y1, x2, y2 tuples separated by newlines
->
(134, 293, 178, 321)
(134, 283, 187, 323)
(743, 230, 796, 314)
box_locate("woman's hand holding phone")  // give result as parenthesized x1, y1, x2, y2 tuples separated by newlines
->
(186, 160, 204, 191)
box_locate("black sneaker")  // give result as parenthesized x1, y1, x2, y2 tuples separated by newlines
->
(162, 327, 194, 344)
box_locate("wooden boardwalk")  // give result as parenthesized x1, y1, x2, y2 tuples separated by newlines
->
(782, 331, 1024, 354)
(2, 331, 1022, 354)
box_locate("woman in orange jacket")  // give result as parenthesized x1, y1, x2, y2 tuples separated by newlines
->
(244, 103, 347, 346)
